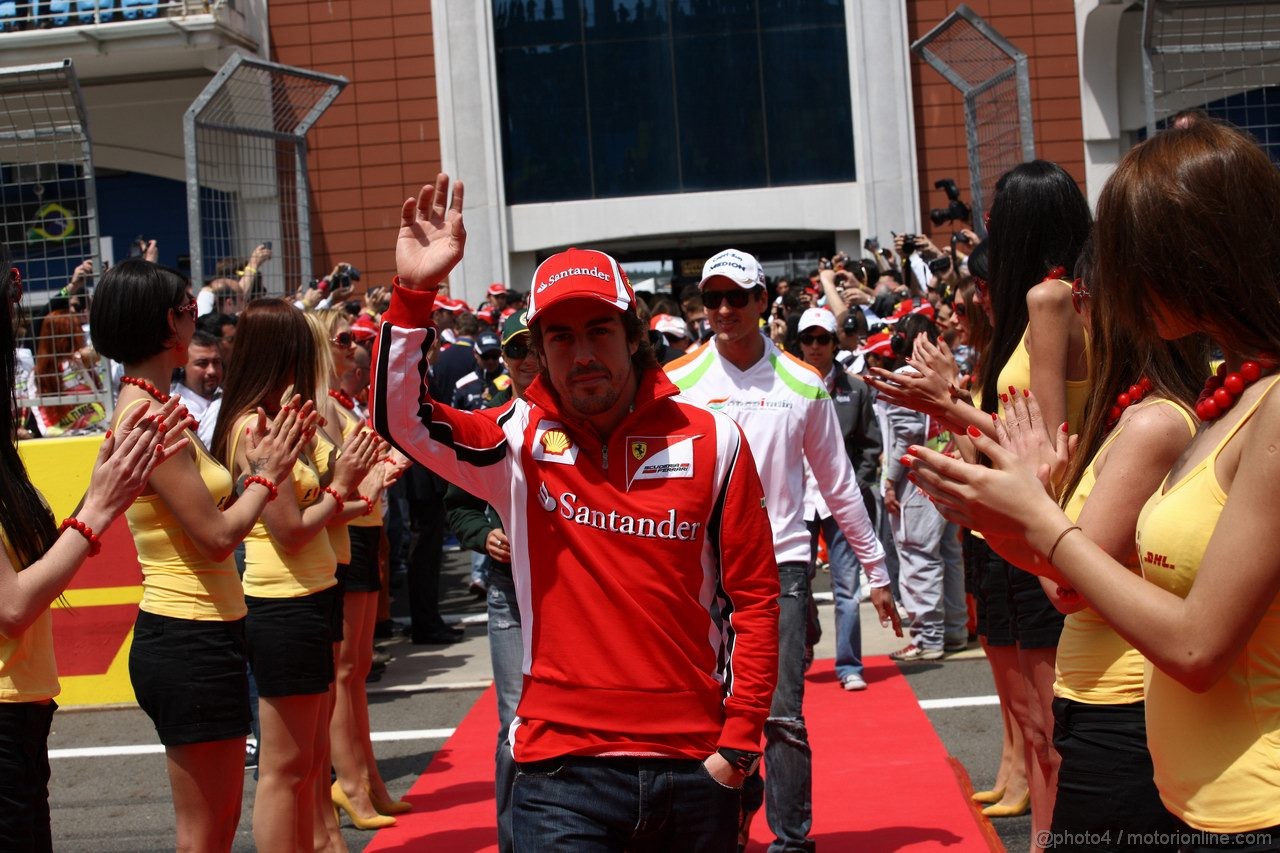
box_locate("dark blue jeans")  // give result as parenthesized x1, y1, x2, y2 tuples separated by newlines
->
(742, 562, 814, 852)
(489, 571, 523, 853)
(512, 756, 739, 852)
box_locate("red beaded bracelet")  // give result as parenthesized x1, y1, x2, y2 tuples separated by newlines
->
(356, 495, 375, 516)
(243, 475, 278, 502)
(60, 517, 102, 557)
(322, 487, 346, 515)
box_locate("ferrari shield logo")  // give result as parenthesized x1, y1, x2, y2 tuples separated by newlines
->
(631, 441, 648, 461)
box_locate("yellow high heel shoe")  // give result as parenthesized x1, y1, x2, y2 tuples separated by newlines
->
(369, 787, 413, 816)
(332, 781, 397, 830)
(982, 790, 1030, 818)
(971, 785, 1005, 805)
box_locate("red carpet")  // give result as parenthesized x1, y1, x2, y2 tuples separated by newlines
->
(364, 658, 997, 852)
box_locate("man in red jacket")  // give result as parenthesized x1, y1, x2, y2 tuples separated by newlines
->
(372, 174, 780, 851)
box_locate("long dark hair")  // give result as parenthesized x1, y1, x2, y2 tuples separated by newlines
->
(0, 248, 58, 567)
(978, 161, 1092, 413)
(1098, 119, 1280, 361)
(1057, 239, 1208, 506)
(211, 298, 316, 468)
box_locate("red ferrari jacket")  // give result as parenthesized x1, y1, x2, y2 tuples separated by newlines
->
(372, 285, 779, 762)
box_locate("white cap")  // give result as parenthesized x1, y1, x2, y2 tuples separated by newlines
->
(798, 307, 837, 334)
(651, 314, 689, 338)
(699, 248, 764, 290)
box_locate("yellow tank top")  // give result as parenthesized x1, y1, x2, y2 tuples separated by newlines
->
(121, 397, 246, 620)
(1135, 376, 1280, 832)
(0, 529, 59, 703)
(1054, 400, 1195, 705)
(232, 414, 337, 599)
(994, 285, 1091, 434)
(313, 427, 351, 564)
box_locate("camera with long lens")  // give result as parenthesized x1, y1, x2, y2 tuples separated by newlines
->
(929, 178, 972, 227)
(329, 263, 362, 290)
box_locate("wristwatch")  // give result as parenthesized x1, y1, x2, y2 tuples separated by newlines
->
(716, 747, 761, 775)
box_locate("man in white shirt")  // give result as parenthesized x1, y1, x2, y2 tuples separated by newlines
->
(170, 329, 223, 448)
(666, 249, 901, 853)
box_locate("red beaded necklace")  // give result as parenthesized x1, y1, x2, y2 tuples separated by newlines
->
(120, 375, 170, 403)
(1195, 360, 1275, 421)
(329, 388, 355, 411)
(1106, 377, 1154, 431)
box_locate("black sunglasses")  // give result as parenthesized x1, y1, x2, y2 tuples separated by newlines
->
(330, 331, 355, 347)
(799, 333, 833, 346)
(703, 289, 753, 310)
(503, 340, 530, 359)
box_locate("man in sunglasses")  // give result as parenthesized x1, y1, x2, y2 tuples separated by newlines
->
(666, 249, 902, 853)
(374, 175, 780, 852)
(452, 331, 508, 412)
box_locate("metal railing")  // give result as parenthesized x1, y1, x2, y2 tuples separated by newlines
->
(0, 0, 225, 32)
(1143, 0, 1280, 160)
(1, 60, 112, 437)
(911, 4, 1035, 236)
(185, 53, 347, 302)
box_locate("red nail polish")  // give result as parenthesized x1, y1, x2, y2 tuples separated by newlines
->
(104, 429, 112, 441)
(907, 446, 921, 456)
(154, 444, 163, 456)
(967, 424, 982, 438)
(1023, 388, 1030, 397)
(1000, 393, 1008, 403)
(1061, 422, 1069, 433)
(907, 473, 917, 484)
(1008, 385, 1016, 397)
(899, 455, 912, 466)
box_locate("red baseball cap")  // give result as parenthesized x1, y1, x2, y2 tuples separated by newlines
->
(889, 298, 936, 322)
(526, 248, 634, 324)
(487, 282, 508, 297)
(433, 296, 466, 314)
(856, 330, 894, 357)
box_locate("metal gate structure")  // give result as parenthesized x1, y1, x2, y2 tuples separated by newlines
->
(0, 59, 112, 434)
(184, 52, 347, 302)
(910, 4, 1035, 234)
(1143, 0, 1280, 157)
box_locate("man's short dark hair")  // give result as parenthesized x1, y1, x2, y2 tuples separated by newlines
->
(190, 330, 221, 350)
(456, 312, 479, 337)
(89, 259, 188, 364)
(196, 312, 235, 337)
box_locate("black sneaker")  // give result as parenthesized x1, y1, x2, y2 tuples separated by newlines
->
(244, 741, 258, 770)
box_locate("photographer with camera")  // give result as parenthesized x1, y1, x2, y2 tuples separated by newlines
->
(197, 243, 272, 317)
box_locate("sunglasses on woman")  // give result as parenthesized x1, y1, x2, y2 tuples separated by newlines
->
(799, 333, 833, 346)
(175, 298, 198, 317)
(1071, 278, 1090, 314)
(330, 331, 356, 347)
(972, 276, 988, 300)
(702, 289, 753, 310)
(503, 340, 530, 360)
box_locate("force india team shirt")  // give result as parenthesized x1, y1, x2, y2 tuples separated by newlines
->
(666, 337, 890, 586)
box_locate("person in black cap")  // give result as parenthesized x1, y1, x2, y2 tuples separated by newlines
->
(452, 331, 508, 412)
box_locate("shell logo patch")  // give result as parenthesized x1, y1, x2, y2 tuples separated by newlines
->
(541, 429, 571, 455)
(532, 421, 578, 465)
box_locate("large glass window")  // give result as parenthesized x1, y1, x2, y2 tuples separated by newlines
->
(494, 0, 855, 204)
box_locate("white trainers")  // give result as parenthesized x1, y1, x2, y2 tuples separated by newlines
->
(841, 673, 867, 691)
(889, 643, 944, 662)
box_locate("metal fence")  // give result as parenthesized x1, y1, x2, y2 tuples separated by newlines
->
(910, 4, 1035, 235)
(0, 0, 224, 31)
(1143, 0, 1280, 158)
(0, 59, 112, 436)
(184, 53, 346, 309)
